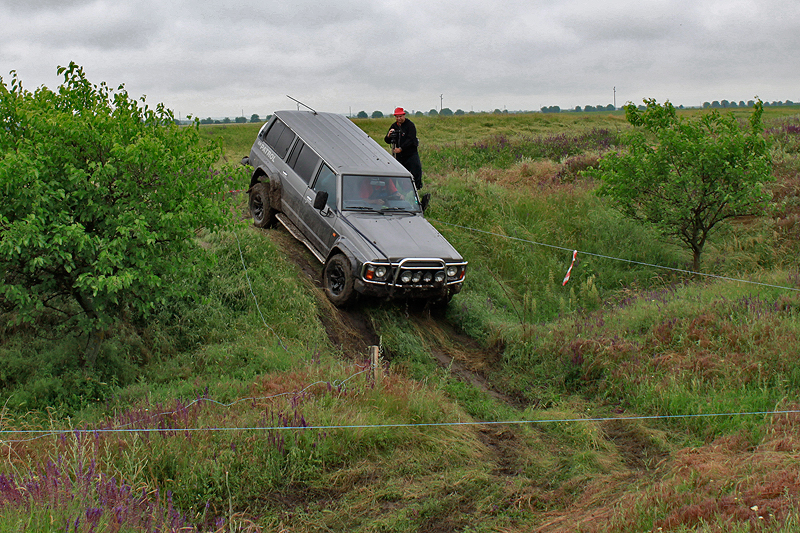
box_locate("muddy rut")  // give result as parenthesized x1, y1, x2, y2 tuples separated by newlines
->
(258, 225, 527, 466)
(255, 224, 660, 531)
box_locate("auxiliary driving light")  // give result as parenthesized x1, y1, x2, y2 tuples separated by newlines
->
(401, 271, 413, 283)
(435, 272, 446, 283)
(412, 272, 423, 283)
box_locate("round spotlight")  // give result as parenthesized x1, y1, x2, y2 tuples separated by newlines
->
(412, 272, 422, 283)
(401, 271, 413, 283)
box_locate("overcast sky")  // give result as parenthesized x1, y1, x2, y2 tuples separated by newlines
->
(2, 0, 798, 118)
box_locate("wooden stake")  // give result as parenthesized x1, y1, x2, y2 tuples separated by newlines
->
(370, 345, 382, 384)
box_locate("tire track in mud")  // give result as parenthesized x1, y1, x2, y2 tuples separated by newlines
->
(258, 224, 533, 485)
(258, 225, 510, 401)
(255, 224, 660, 529)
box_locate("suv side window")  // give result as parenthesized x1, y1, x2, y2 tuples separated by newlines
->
(312, 164, 336, 209)
(287, 139, 305, 168)
(292, 143, 321, 184)
(264, 119, 296, 159)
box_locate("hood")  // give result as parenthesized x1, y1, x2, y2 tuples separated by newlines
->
(343, 214, 463, 262)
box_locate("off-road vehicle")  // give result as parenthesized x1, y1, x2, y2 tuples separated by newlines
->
(242, 110, 467, 306)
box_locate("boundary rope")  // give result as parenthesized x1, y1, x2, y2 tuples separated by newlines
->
(429, 218, 800, 293)
(234, 229, 290, 351)
(3, 409, 799, 439)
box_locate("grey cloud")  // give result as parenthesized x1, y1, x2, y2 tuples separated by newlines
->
(1, 0, 798, 117)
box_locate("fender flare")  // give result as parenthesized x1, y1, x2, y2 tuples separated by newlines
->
(250, 168, 283, 212)
(325, 242, 359, 276)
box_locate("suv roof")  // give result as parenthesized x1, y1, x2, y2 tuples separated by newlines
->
(274, 110, 409, 178)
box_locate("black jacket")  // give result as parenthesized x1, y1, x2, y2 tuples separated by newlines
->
(384, 118, 418, 160)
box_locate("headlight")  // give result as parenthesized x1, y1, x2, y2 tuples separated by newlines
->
(401, 271, 413, 283)
(446, 266, 459, 278)
(375, 266, 387, 278)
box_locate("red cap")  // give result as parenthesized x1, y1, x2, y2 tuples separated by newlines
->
(393, 107, 406, 116)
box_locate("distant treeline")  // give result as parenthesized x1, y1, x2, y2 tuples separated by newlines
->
(541, 99, 797, 114)
(182, 98, 798, 125)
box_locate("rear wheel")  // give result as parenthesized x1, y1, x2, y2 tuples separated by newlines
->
(249, 182, 275, 228)
(324, 254, 355, 306)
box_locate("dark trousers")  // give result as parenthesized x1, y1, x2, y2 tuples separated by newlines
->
(399, 153, 423, 189)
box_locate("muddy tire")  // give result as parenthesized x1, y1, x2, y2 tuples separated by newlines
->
(249, 182, 275, 228)
(324, 254, 355, 306)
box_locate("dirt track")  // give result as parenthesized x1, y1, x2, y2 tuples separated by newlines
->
(258, 224, 511, 403)
(254, 221, 662, 532)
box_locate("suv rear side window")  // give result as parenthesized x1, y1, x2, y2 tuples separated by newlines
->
(264, 119, 296, 159)
(292, 143, 321, 184)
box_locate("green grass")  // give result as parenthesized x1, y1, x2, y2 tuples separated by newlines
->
(3, 111, 800, 531)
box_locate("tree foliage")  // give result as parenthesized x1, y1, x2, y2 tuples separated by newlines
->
(596, 98, 772, 271)
(0, 63, 228, 353)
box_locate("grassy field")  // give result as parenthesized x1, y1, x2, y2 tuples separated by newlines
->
(2, 107, 800, 532)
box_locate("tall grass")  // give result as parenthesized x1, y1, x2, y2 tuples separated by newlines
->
(3, 111, 800, 531)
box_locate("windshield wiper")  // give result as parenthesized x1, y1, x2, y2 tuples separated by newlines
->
(344, 206, 382, 212)
(380, 207, 415, 213)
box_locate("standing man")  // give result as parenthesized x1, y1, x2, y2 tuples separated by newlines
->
(384, 107, 423, 189)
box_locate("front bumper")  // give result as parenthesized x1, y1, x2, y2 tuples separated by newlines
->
(354, 258, 467, 300)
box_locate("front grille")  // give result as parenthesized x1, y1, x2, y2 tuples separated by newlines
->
(361, 258, 466, 288)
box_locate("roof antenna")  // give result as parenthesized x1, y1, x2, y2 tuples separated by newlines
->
(286, 95, 317, 115)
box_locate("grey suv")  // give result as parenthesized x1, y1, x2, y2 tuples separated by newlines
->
(242, 110, 467, 306)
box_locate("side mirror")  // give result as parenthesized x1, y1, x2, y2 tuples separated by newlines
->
(313, 190, 329, 210)
(240, 156, 250, 167)
(421, 193, 431, 212)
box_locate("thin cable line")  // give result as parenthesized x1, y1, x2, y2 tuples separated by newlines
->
(0, 367, 371, 444)
(234, 229, 289, 351)
(4, 410, 798, 438)
(429, 218, 800, 292)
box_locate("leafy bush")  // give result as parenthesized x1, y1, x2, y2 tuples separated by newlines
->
(595, 99, 773, 271)
(0, 63, 230, 360)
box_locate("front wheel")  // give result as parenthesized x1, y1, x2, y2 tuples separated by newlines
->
(249, 182, 275, 228)
(324, 254, 355, 306)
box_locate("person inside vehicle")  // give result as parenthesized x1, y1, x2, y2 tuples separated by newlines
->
(359, 177, 400, 204)
(384, 107, 423, 189)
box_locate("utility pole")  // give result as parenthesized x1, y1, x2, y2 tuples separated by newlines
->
(613, 87, 616, 109)
(440, 94, 443, 111)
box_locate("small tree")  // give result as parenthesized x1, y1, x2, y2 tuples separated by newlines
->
(356, 110, 368, 119)
(596, 98, 772, 271)
(0, 63, 228, 362)
(371, 110, 384, 119)
(250, 113, 260, 123)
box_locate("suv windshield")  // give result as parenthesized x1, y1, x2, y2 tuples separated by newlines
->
(341, 175, 420, 212)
